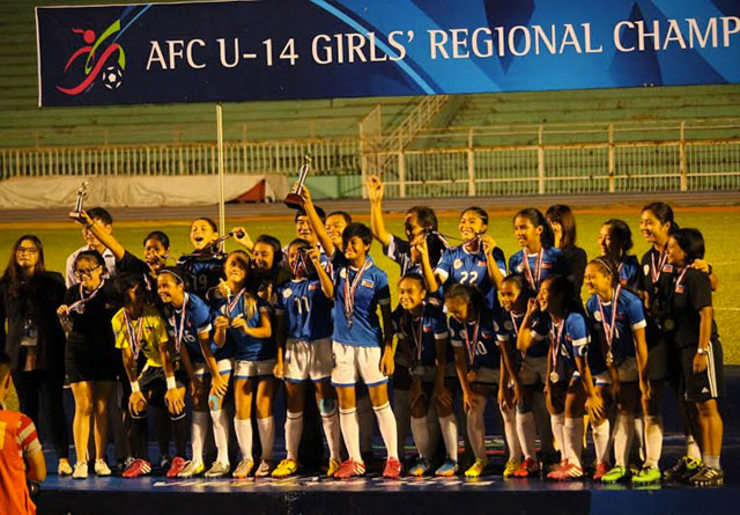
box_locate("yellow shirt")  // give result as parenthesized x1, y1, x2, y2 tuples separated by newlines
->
(112, 306, 170, 368)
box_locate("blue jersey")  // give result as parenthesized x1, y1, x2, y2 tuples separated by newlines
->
(167, 293, 215, 363)
(508, 247, 565, 292)
(495, 311, 549, 359)
(618, 255, 641, 291)
(548, 311, 590, 372)
(435, 244, 506, 311)
(332, 258, 391, 348)
(214, 292, 274, 361)
(177, 252, 226, 300)
(449, 308, 500, 370)
(586, 288, 646, 363)
(393, 304, 449, 368)
(275, 278, 333, 342)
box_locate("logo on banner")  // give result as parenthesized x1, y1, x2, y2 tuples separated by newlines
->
(55, 19, 126, 96)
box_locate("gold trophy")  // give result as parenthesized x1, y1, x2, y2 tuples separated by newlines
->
(284, 155, 311, 209)
(69, 181, 90, 222)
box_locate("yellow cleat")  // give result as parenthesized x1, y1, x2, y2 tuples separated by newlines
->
(327, 458, 341, 478)
(271, 458, 299, 478)
(503, 458, 520, 479)
(465, 458, 488, 478)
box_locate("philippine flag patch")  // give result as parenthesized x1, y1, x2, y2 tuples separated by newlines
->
(361, 280, 374, 288)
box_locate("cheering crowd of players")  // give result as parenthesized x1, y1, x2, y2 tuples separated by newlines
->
(0, 175, 726, 490)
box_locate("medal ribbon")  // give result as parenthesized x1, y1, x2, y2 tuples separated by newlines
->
(522, 249, 544, 291)
(68, 281, 104, 313)
(344, 259, 372, 324)
(597, 285, 622, 357)
(548, 320, 565, 372)
(650, 249, 668, 284)
(226, 288, 245, 317)
(409, 311, 424, 364)
(673, 266, 689, 293)
(169, 295, 189, 352)
(509, 312, 525, 359)
(123, 309, 144, 360)
(462, 316, 480, 366)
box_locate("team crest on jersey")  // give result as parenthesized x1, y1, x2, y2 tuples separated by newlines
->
(594, 311, 602, 322)
(643, 264, 650, 276)
(309, 284, 319, 291)
(423, 325, 432, 333)
(361, 279, 374, 288)
(283, 288, 293, 298)
(453, 259, 463, 270)
(516, 263, 524, 272)
(504, 321, 513, 331)
(477, 261, 486, 267)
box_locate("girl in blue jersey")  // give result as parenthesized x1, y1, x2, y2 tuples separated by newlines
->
(536, 275, 606, 480)
(156, 267, 228, 479)
(272, 239, 341, 478)
(584, 258, 650, 484)
(210, 251, 274, 479)
(598, 219, 641, 291)
(444, 284, 501, 478)
(394, 274, 458, 477)
(509, 208, 565, 293)
(176, 218, 226, 300)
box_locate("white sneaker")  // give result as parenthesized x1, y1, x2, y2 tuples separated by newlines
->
(73, 461, 88, 479)
(95, 459, 111, 476)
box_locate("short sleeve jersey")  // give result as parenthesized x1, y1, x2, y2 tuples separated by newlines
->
(549, 311, 590, 371)
(0, 410, 41, 515)
(435, 244, 506, 311)
(177, 252, 226, 299)
(332, 258, 391, 348)
(112, 306, 171, 368)
(508, 247, 565, 292)
(449, 308, 500, 370)
(166, 293, 213, 363)
(666, 267, 718, 348)
(496, 310, 549, 359)
(275, 278, 333, 342)
(618, 255, 641, 290)
(586, 288, 646, 361)
(393, 304, 449, 368)
(213, 292, 274, 361)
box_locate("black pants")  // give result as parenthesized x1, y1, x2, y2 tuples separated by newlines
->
(13, 367, 70, 460)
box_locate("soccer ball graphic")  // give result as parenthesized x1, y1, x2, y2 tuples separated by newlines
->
(101, 65, 123, 90)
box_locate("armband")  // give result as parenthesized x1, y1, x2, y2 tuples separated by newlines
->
(131, 381, 141, 393)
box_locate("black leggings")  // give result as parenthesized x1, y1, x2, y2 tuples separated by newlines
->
(12, 368, 69, 460)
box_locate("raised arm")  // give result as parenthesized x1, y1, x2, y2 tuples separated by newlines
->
(300, 186, 336, 257)
(76, 210, 125, 260)
(367, 175, 392, 247)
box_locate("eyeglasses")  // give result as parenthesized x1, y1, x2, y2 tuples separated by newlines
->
(16, 246, 38, 255)
(74, 265, 101, 278)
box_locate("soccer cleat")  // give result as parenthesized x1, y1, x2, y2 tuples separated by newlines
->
(549, 461, 583, 481)
(464, 458, 488, 478)
(177, 459, 205, 478)
(72, 461, 88, 479)
(232, 459, 254, 479)
(601, 466, 627, 484)
(632, 466, 661, 486)
(503, 458, 520, 479)
(593, 461, 610, 481)
(167, 456, 187, 478)
(272, 458, 299, 478)
(94, 459, 111, 477)
(122, 459, 152, 478)
(327, 458, 341, 478)
(513, 458, 539, 478)
(383, 457, 403, 479)
(663, 456, 701, 483)
(408, 457, 431, 477)
(254, 459, 273, 478)
(334, 459, 366, 479)
(205, 460, 230, 478)
(435, 459, 459, 477)
(688, 465, 724, 487)
(57, 460, 73, 477)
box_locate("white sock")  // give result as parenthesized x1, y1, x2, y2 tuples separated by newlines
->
(550, 413, 565, 456)
(634, 415, 646, 462)
(438, 414, 459, 462)
(285, 411, 303, 461)
(564, 417, 584, 468)
(191, 411, 208, 463)
(686, 435, 702, 461)
(592, 419, 611, 465)
(613, 414, 634, 468)
(466, 408, 487, 460)
(319, 404, 341, 462)
(373, 402, 399, 460)
(234, 417, 253, 461)
(410, 415, 432, 459)
(643, 415, 663, 468)
(257, 416, 275, 460)
(703, 454, 721, 470)
(393, 390, 410, 457)
(501, 405, 521, 460)
(356, 396, 374, 454)
(339, 408, 362, 461)
(516, 411, 537, 461)
(209, 409, 230, 464)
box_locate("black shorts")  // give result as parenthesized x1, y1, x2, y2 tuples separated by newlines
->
(138, 365, 189, 410)
(66, 341, 121, 383)
(646, 336, 670, 382)
(679, 339, 725, 403)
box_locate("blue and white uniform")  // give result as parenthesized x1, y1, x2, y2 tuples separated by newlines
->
(617, 255, 641, 291)
(435, 243, 506, 311)
(496, 310, 549, 386)
(508, 247, 565, 292)
(449, 308, 500, 385)
(393, 304, 449, 383)
(177, 252, 226, 300)
(546, 311, 597, 384)
(331, 257, 392, 387)
(276, 278, 334, 383)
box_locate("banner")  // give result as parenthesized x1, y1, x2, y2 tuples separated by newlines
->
(36, 0, 740, 107)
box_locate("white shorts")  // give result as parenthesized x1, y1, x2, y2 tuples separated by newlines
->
(472, 366, 499, 385)
(194, 358, 233, 378)
(616, 356, 639, 383)
(284, 338, 333, 383)
(519, 356, 548, 386)
(235, 358, 276, 379)
(331, 342, 388, 388)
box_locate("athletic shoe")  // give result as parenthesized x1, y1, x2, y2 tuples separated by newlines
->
(546, 460, 568, 480)
(503, 458, 520, 479)
(122, 459, 152, 478)
(631, 466, 661, 485)
(232, 459, 254, 479)
(408, 457, 431, 477)
(383, 457, 403, 479)
(94, 459, 111, 477)
(326, 458, 341, 478)
(435, 459, 459, 477)
(334, 459, 366, 479)
(601, 466, 627, 484)
(663, 456, 701, 483)
(167, 456, 187, 478)
(73, 461, 88, 479)
(513, 458, 539, 478)
(254, 459, 272, 478)
(548, 461, 583, 481)
(57, 460, 73, 477)
(272, 458, 299, 478)
(464, 458, 488, 478)
(688, 465, 724, 487)
(177, 459, 205, 478)
(593, 461, 610, 481)
(205, 460, 230, 478)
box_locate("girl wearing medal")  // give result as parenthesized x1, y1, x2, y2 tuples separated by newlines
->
(444, 283, 501, 478)
(56, 250, 120, 479)
(176, 218, 227, 300)
(536, 275, 605, 480)
(584, 258, 650, 484)
(664, 228, 725, 487)
(598, 219, 641, 291)
(156, 267, 228, 478)
(211, 251, 275, 479)
(509, 208, 566, 294)
(112, 274, 188, 479)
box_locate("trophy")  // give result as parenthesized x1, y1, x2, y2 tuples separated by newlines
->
(284, 154, 311, 209)
(69, 181, 90, 222)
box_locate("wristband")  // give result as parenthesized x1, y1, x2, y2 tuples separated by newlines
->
(696, 347, 707, 356)
(166, 376, 177, 389)
(131, 381, 141, 393)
